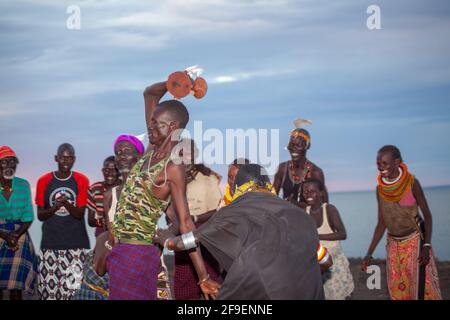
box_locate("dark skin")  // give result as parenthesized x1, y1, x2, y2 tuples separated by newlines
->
(87, 159, 120, 228)
(0, 156, 31, 300)
(227, 165, 239, 196)
(37, 148, 85, 221)
(94, 141, 140, 276)
(113, 81, 220, 299)
(361, 151, 433, 271)
(302, 181, 347, 241)
(273, 134, 328, 205)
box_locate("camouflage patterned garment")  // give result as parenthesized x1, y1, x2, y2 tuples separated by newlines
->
(113, 150, 171, 243)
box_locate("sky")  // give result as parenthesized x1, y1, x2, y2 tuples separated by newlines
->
(1, 0, 450, 194)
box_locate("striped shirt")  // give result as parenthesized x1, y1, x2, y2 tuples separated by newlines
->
(0, 177, 34, 222)
(87, 181, 108, 216)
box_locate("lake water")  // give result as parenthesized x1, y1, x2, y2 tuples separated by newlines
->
(27, 186, 450, 260)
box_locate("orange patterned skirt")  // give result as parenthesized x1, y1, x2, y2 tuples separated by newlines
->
(386, 232, 442, 300)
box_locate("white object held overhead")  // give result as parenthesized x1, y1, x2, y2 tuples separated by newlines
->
(293, 118, 313, 129)
(184, 65, 204, 78)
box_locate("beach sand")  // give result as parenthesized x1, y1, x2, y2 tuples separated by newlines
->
(348, 258, 450, 300)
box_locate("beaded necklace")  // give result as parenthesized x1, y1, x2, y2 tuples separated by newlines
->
(378, 163, 414, 202)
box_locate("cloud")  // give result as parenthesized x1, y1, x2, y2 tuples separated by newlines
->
(210, 68, 295, 84)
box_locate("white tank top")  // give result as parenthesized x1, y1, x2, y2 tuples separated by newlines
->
(306, 203, 341, 251)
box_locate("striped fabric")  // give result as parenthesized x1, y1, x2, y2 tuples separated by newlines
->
(0, 221, 38, 293)
(0, 177, 34, 222)
(87, 181, 108, 236)
(0, 146, 17, 160)
(87, 181, 106, 214)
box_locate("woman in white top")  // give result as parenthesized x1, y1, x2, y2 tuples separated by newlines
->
(302, 178, 354, 300)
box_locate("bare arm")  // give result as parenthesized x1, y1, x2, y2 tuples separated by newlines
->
(144, 82, 168, 129)
(273, 163, 284, 195)
(194, 210, 216, 224)
(87, 208, 97, 227)
(412, 178, 432, 244)
(165, 204, 180, 235)
(361, 189, 386, 271)
(319, 204, 347, 241)
(167, 163, 208, 281)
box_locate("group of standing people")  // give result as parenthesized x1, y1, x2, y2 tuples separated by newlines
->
(0, 75, 443, 300)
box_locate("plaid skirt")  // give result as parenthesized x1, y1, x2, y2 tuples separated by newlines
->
(71, 251, 109, 300)
(107, 243, 164, 300)
(174, 245, 221, 300)
(0, 221, 37, 293)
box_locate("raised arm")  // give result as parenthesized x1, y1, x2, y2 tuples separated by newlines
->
(143, 82, 168, 129)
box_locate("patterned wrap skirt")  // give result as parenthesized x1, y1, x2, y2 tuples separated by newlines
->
(386, 231, 442, 300)
(0, 221, 37, 293)
(38, 248, 88, 300)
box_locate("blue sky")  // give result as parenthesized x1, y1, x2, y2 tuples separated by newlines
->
(1, 0, 450, 193)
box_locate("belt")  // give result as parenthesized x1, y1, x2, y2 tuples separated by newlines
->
(388, 231, 419, 242)
(118, 238, 153, 245)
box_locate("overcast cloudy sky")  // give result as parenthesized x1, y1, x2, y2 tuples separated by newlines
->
(1, 0, 450, 193)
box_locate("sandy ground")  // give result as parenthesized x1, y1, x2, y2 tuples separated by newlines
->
(8, 256, 450, 300)
(347, 258, 450, 300)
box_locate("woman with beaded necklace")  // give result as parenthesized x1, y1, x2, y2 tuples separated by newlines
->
(361, 145, 442, 300)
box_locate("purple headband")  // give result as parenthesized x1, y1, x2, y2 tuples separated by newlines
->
(114, 134, 145, 155)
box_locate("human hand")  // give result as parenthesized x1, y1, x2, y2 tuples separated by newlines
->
(361, 255, 373, 272)
(153, 228, 175, 248)
(199, 278, 221, 300)
(6, 232, 19, 251)
(418, 246, 431, 266)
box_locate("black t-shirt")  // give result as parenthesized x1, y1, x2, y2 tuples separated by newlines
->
(35, 172, 90, 250)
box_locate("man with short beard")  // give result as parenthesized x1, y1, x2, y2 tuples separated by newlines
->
(35, 143, 90, 300)
(0, 146, 37, 300)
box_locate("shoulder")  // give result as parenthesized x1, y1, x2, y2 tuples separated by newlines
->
(308, 160, 323, 172)
(73, 172, 89, 183)
(13, 176, 30, 186)
(276, 161, 288, 173)
(325, 203, 339, 215)
(37, 172, 53, 183)
(89, 181, 104, 191)
(166, 161, 186, 183)
(308, 161, 324, 178)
